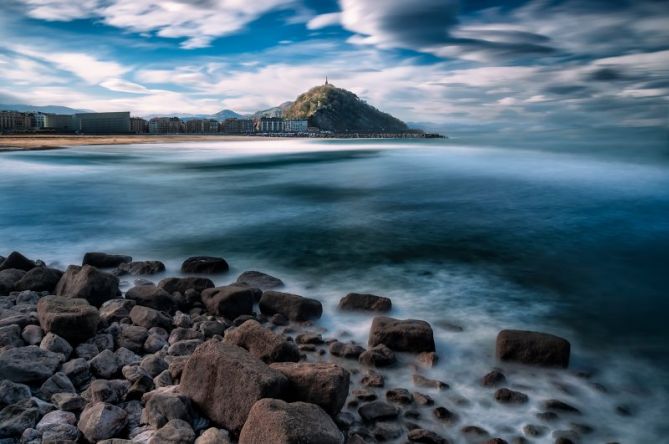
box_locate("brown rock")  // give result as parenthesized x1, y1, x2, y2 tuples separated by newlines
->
(201, 285, 260, 319)
(338, 293, 392, 312)
(223, 320, 299, 363)
(359, 344, 396, 367)
(407, 428, 450, 444)
(368, 316, 435, 352)
(496, 330, 570, 368)
(259, 290, 322, 321)
(36, 296, 99, 344)
(482, 370, 506, 387)
(56, 265, 120, 307)
(125, 285, 174, 312)
(495, 388, 529, 404)
(82, 252, 132, 268)
(129, 305, 172, 330)
(158, 277, 215, 295)
(236, 271, 284, 290)
(413, 374, 448, 389)
(181, 256, 229, 274)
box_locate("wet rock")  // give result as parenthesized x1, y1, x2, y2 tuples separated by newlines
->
(150, 418, 196, 444)
(173, 312, 192, 329)
(199, 320, 228, 338)
(482, 370, 506, 387)
(408, 428, 450, 444)
(90, 379, 129, 403)
(224, 319, 299, 363)
(0, 268, 25, 295)
(372, 421, 403, 441)
(543, 399, 581, 414)
(368, 316, 435, 352)
(236, 270, 284, 290)
(40, 332, 73, 359)
(338, 293, 392, 312)
(295, 332, 324, 344)
(361, 370, 385, 387)
(51, 392, 86, 412)
(416, 351, 439, 367)
(78, 401, 128, 442)
(352, 388, 377, 401)
(61, 358, 91, 387)
(0, 324, 23, 349)
(22, 324, 43, 345)
(15, 267, 63, 292)
(0, 380, 31, 406)
(270, 313, 289, 326)
(118, 325, 149, 353)
(142, 392, 193, 429)
(496, 330, 570, 368)
(270, 362, 350, 416)
(141, 355, 168, 378)
(523, 424, 549, 437)
(239, 399, 344, 444)
(126, 285, 174, 312)
(37, 296, 100, 344)
(181, 256, 229, 274)
(483, 439, 508, 444)
(413, 392, 434, 406)
(201, 285, 260, 319)
(536, 411, 559, 422)
(358, 400, 399, 422)
(329, 340, 365, 358)
(169, 327, 203, 345)
(433, 407, 458, 425)
(0, 251, 36, 272)
(100, 299, 136, 324)
(359, 344, 396, 367)
(56, 265, 120, 307)
(90, 349, 119, 378)
(461, 425, 489, 440)
(130, 305, 172, 330)
(0, 400, 39, 438)
(0, 345, 61, 383)
(179, 341, 288, 434)
(159, 277, 215, 296)
(259, 290, 323, 321)
(495, 388, 529, 404)
(83, 252, 132, 269)
(115, 261, 165, 276)
(413, 374, 448, 389)
(40, 372, 76, 400)
(386, 388, 413, 404)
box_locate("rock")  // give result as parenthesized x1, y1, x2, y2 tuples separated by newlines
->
(482, 370, 506, 387)
(413, 392, 434, 406)
(433, 406, 458, 425)
(407, 428, 449, 444)
(179, 341, 288, 434)
(270, 362, 350, 416)
(0, 400, 39, 438)
(0, 251, 36, 272)
(416, 351, 439, 367)
(90, 349, 119, 379)
(16, 290, 40, 304)
(154, 370, 173, 388)
(543, 399, 581, 414)
(141, 355, 168, 378)
(158, 277, 215, 296)
(115, 261, 165, 276)
(41, 422, 80, 442)
(0, 324, 23, 349)
(118, 325, 149, 353)
(173, 312, 192, 328)
(386, 388, 413, 404)
(223, 320, 299, 363)
(0, 269, 25, 295)
(496, 330, 570, 368)
(126, 285, 174, 312)
(116, 347, 142, 366)
(90, 379, 129, 403)
(239, 399, 343, 444)
(0, 380, 31, 406)
(259, 290, 323, 321)
(359, 344, 396, 367)
(61, 358, 91, 387)
(0, 346, 61, 383)
(75, 341, 99, 359)
(0, 307, 34, 328)
(368, 316, 435, 352)
(40, 332, 73, 359)
(361, 370, 385, 387)
(100, 299, 137, 324)
(21, 324, 43, 345)
(413, 374, 448, 390)
(329, 340, 365, 358)
(372, 421, 403, 440)
(338, 293, 392, 312)
(169, 339, 203, 356)
(36, 409, 77, 431)
(523, 424, 549, 437)
(199, 320, 227, 338)
(236, 271, 284, 290)
(195, 427, 232, 444)
(51, 392, 86, 412)
(201, 285, 260, 319)
(40, 372, 76, 400)
(295, 333, 323, 344)
(78, 402, 128, 442)
(142, 392, 193, 429)
(150, 418, 195, 444)
(169, 328, 203, 345)
(15, 267, 63, 292)
(37, 296, 100, 344)
(495, 388, 529, 404)
(181, 256, 229, 274)
(83, 252, 132, 269)
(56, 265, 120, 307)
(358, 401, 399, 422)
(130, 305, 172, 330)
(145, 334, 168, 353)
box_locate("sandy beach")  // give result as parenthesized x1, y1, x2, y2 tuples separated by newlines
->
(0, 134, 271, 151)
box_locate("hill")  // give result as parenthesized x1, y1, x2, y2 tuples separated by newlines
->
(0, 104, 90, 114)
(252, 102, 293, 119)
(283, 84, 408, 133)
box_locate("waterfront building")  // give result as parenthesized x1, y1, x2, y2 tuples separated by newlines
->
(221, 118, 254, 134)
(74, 112, 131, 134)
(32, 112, 47, 129)
(0, 111, 33, 132)
(283, 119, 308, 133)
(149, 117, 184, 134)
(185, 119, 219, 133)
(130, 117, 147, 134)
(257, 117, 284, 133)
(44, 113, 76, 132)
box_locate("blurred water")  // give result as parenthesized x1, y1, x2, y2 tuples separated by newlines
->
(1, 139, 668, 441)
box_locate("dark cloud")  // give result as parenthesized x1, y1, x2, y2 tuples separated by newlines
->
(545, 85, 589, 95)
(588, 68, 627, 81)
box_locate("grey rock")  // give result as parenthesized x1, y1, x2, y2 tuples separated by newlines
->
(100, 298, 136, 324)
(15, 267, 63, 293)
(40, 372, 76, 400)
(37, 296, 99, 344)
(142, 392, 193, 429)
(21, 324, 43, 345)
(0, 379, 31, 406)
(61, 358, 91, 387)
(115, 261, 165, 276)
(40, 332, 73, 359)
(83, 252, 132, 269)
(236, 270, 284, 290)
(259, 290, 322, 321)
(90, 349, 119, 379)
(51, 392, 86, 412)
(126, 285, 174, 312)
(130, 305, 172, 330)
(0, 346, 62, 383)
(56, 265, 120, 307)
(181, 256, 229, 274)
(0, 324, 23, 349)
(150, 418, 195, 444)
(338, 293, 392, 312)
(0, 400, 39, 438)
(496, 330, 570, 368)
(201, 285, 260, 319)
(77, 401, 128, 442)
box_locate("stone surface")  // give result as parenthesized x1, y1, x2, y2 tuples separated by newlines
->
(270, 362, 350, 416)
(150, 418, 195, 444)
(0, 269, 25, 295)
(338, 293, 392, 312)
(40, 372, 76, 400)
(56, 265, 120, 307)
(179, 341, 288, 434)
(496, 330, 570, 368)
(83, 252, 132, 269)
(407, 428, 449, 444)
(359, 344, 396, 367)
(236, 270, 284, 290)
(0, 251, 36, 272)
(126, 285, 174, 312)
(130, 305, 173, 330)
(0, 380, 31, 405)
(201, 285, 260, 319)
(37, 296, 99, 344)
(115, 261, 165, 276)
(239, 399, 344, 444)
(223, 319, 299, 363)
(358, 401, 400, 422)
(368, 316, 435, 353)
(100, 298, 136, 324)
(195, 427, 232, 444)
(181, 256, 229, 274)
(78, 402, 128, 442)
(329, 341, 365, 359)
(259, 290, 323, 321)
(0, 400, 39, 438)
(0, 324, 23, 349)
(90, 349, 119, 379)
(21, 324, 43, 345)
(0, 346, 61, 383)
(482, 370, 506, 387)
(142, 392, 193, 429)
(495, 388, 529, 404)
(15, 267, 63, 292)
(158, 277, 215, 296)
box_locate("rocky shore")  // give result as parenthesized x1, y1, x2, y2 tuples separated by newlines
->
(0, 250, 618, 444)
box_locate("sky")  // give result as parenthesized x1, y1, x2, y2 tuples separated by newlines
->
(0, 0, 667, 146)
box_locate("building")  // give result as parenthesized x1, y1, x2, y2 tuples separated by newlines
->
(283, 119, 308, 133)
(149, 117, 184, 134)
(32, 112, 47, 129)
(0, 111, 33, 132)
(74, 112, 131, 134)
(130, 117, 147, 134)
(185, 119, 219, 133)
(43, 114, 76, 132)
(256, 117, 284, 133)
(221, 118, 254, 134)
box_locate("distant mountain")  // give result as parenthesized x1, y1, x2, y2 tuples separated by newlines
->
(252, 102, 293, 119)
(283, 84, 408, 132)
(213, 109, 244, 120)
(0, 104, 91, 114)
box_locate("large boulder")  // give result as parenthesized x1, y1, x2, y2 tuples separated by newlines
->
(115, 261, 165, 276)
(77, 402, 128, 442)
(0, 251, 36, 272)
(368, 316, 435, 353)
(37, 296, 99, 344)
(0, 269, 25, 295)
(496, 330, 570, 368)
(259, 291, 322, 321)
(236, 271, 284, 290)
(130, 305, 172, 330)
(56, 265, 120, 307)
(239, 399, 344, 444)
(201, 285, 260, 319)
(158, 277, 215, 295)
(126, 285, 174, 312)
(0, 346, 62, 383)
(223, 320, 299, 363)
(181, 256, 229, 274)
(15, 267, 63, 292)
(0, 400, 40, 438)
(100, 299, 136, 324)
(270, 362, 350, 416)
(180, 341, 288, 434)
(82, 252, 132, 269)
(338, 293, 392, 312)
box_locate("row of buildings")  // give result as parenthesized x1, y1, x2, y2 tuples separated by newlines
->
(1, 110, 310, 135)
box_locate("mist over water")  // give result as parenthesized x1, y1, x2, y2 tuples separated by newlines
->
(1, 139, 668, 441)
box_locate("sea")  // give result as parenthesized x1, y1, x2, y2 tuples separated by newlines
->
(1, 139, 668, 442)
